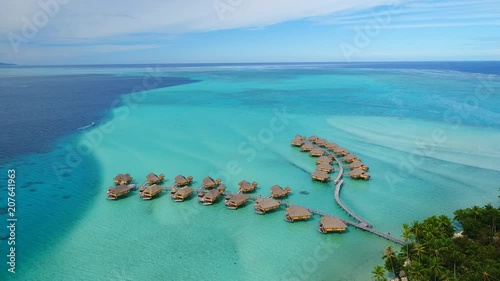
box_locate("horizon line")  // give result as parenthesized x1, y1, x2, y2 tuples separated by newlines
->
(3, 60, 500, 67)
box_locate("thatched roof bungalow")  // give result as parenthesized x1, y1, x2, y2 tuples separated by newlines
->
(146, 173, 165, 184)
(113, 173, 133, 185)
(308, 135, 319, 143)
(238, 180, 258, 193)
(291, 134, 306, 146)
(300, 142, 314, 152)
(348, 168, 371, 180)
(333, 146, 348, 156)
(254, 198, 280, 214)
(217, 184, 227, 193)
(349, 161, 369, 171)
(317, 163, 334, 173)
(316, 156, 332, 165)
(315, 138, 328, 147)
(224, 193, 249, 209)
(270, 185, 291, 198)
(309, 147, 325, 157)
(107, 185, 131, 200)
(140, 184, 163, 200)
(343, 154, 360, 163)
(174, 175, 193, 187)
(312, 170, 330, 182)
(198, 189, 222, 205)
(285, 206, 311, 222)
(325, 142, 339, 150)
(171, 186, 194, 202)
(318, 216, 347, 233)
(202, 176, 221, 189)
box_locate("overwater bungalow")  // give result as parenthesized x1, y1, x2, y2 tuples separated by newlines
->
(202, 176, 221, 189)
(316, 156, 332, 165)
(171, 186, 194, 202)
(317, 163, 334, 173)
(308, 135, 319, 143)
(343, 154, 360, 163)
(318, 216, 347, 233)
(140, 184, 163, 200)
(349, 161, 369, 171)
(146, 173, 165, 184)
(174, 174, 193, 187)
(291, 134, 306, 146)
(315, 138, 328, 147)
(224, 193, 250, 210)
(312, 170, 330, 182)
(198, 189, 222, 205)
(325, 142, 339, 150)
(349, 168, 371, 180)
(107, 185, 131, 200)
(113, 173, 133, 185)
(285, 206, 311, 222)
(238, 180, 258, 193)
(217, 184, 227, 193)
(254, 198, 280, 214)
(333, 146, 349, 156)
(309, 147, 325, 157)
(300, 142, 314, 152)
(270, 185, 291, 198)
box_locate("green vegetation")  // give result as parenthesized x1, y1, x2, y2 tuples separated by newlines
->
(373, 204, 500, 281)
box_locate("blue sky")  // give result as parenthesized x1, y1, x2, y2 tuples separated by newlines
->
(0, 0, 499, 64)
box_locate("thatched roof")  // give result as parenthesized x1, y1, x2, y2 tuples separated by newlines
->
(286, 206, 311, 217)
(146, 173, 164, 183)
(321, 216, 347, 229)
(300, 142, 314, 151)
(291, 135, 306, 146)
(271, 184, 284, 195)
(108, 185, 130, 194)
(205, 189, 220, 200)
(144, 184, 162, 194)
(312, 170, 329, 181)
(114, 173, 132, 183)
(333, 147, 348, 154)
(308, 135, 319, 142)
(175, 186, 194, 197)
(239, 180, 257, 192)
(175, 175, 193, 186)
(349, 169, 364, 177)
(349, 161, 368, 170)
(343, 154, 359, 162)
(348, 168, 370, 179)
(309, 147, 324, 156)
(294, 134, 306, 140)
(317, 163, 334, 172)
(228, 193, 249, 205)
(217, 184, 227, 193)
(316, 156, 332, 164)
(325, 142, 339, 150)
(202, 176, 220, 188)
(255, 198, 280, 209)
(315, 138, 328, 146)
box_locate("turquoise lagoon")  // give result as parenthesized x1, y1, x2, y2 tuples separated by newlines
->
(1, 63, 499, 281)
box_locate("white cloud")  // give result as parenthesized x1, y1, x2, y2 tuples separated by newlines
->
(1, 0, 401, 39)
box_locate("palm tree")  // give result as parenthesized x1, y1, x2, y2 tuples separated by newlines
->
(413, 243, 425, 262)
(407, 261, 427, 281)
(428, 256, 446, 281)
(372, 265, 386, 281)
(402, 223, 413, 259)
(383, 246, 397, 279)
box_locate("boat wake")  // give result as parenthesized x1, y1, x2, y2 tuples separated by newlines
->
(77, 122, 95, 130)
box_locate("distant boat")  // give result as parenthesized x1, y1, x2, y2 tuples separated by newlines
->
(77, 122, 96, 130)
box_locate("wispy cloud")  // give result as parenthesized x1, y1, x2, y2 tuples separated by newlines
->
(315, 0, 500, 29)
